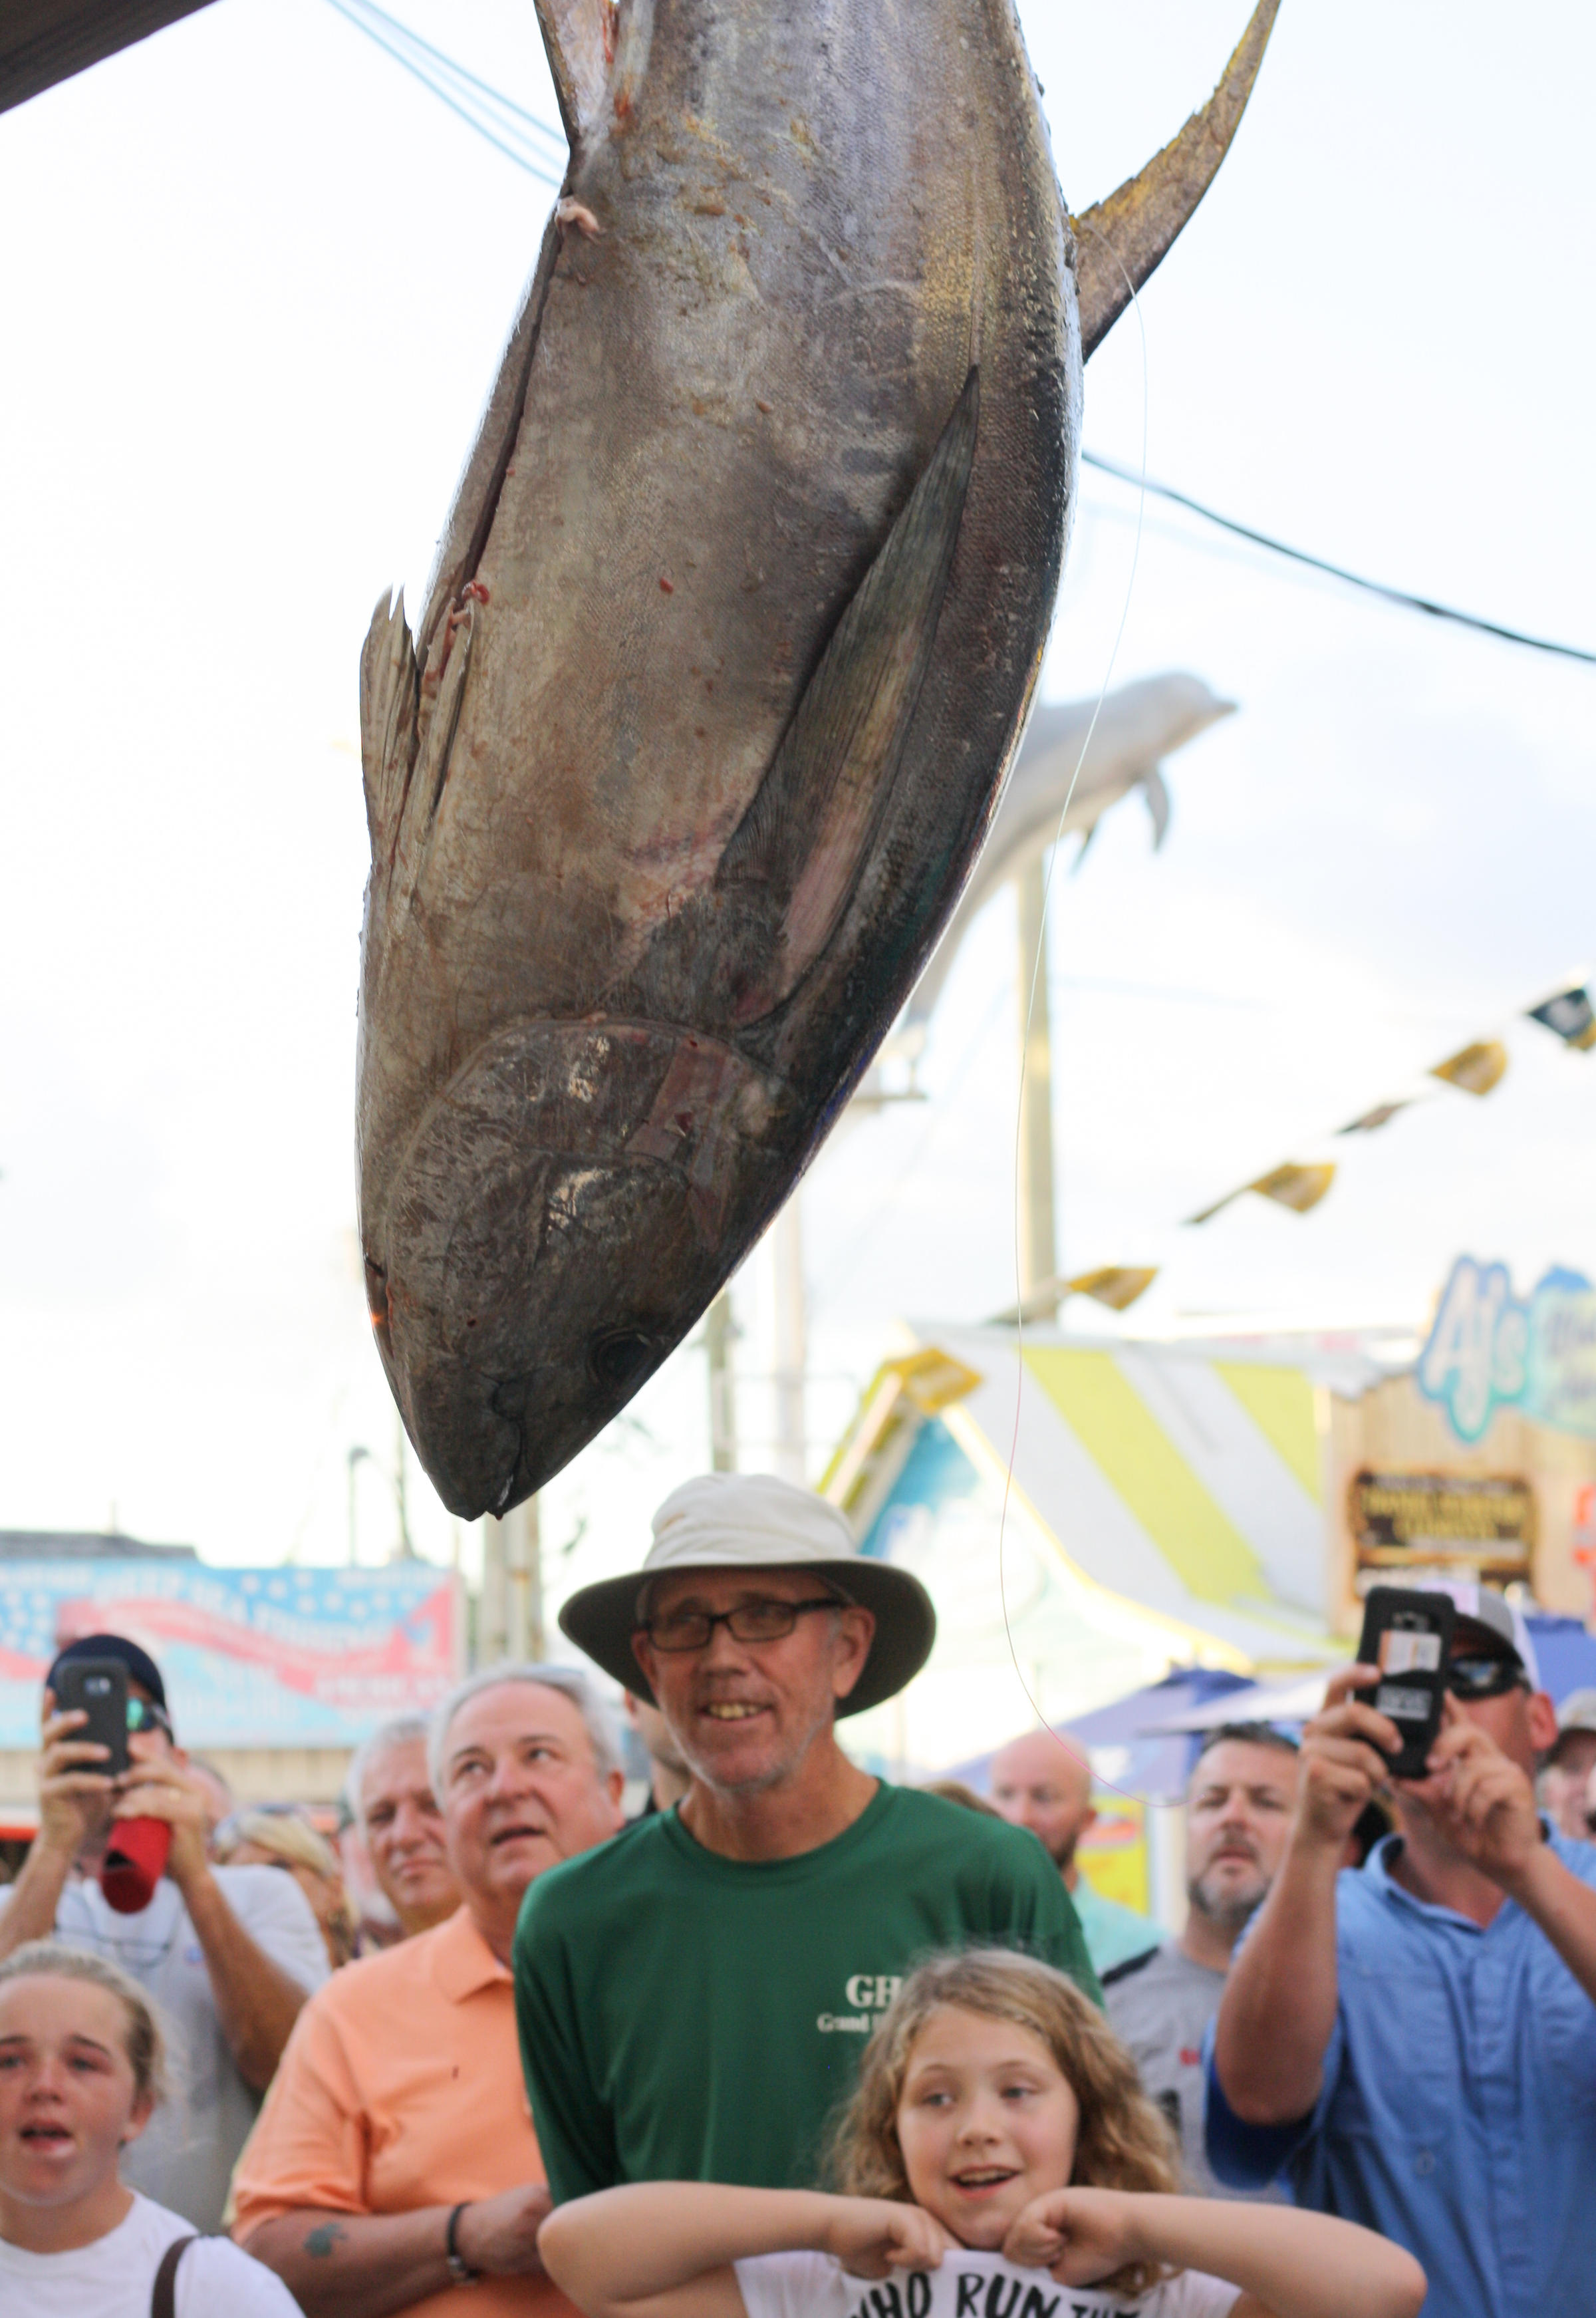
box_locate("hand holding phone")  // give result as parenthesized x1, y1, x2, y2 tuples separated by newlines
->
(51, 1657, 131, 1777)
(37, 1664, 126, 1860)
(1355, 1586, 1456, 1781)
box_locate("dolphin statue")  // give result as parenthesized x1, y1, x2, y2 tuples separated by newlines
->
(357, 0, 1281, 1518)
(890, 670, 1236, 1060)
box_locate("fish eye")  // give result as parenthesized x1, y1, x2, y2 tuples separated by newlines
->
(588, 1328, 654, 1393)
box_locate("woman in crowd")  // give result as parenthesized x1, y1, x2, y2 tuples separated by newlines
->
(541, 1948, 1425, 2318)
(213, 1808, 358, 1969)
(0, 1940, 300, 2315)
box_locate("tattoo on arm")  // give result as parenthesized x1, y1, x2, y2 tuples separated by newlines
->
(304, 2222, 348, 2258)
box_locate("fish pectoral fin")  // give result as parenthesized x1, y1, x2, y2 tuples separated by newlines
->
(1073, 0, 1279, 360)
(535, 0, 612, 147)
(714, 366, 981, 1022)
(360, 588, 420, 860)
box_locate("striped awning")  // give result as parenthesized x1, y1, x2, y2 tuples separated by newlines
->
(825, 1323, 1347, 1672)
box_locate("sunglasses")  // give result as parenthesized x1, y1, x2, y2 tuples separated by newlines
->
(127, 1697, 174, 1740)
(1444, 1654, 1528, 1701)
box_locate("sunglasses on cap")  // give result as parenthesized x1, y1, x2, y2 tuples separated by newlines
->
(1444, 1652, 1528, 1701)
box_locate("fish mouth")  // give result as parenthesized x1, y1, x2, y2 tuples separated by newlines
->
(368, 1017, 789, 1518)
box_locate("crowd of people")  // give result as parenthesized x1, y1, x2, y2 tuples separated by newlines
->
(1, 1473, 1593, 2318)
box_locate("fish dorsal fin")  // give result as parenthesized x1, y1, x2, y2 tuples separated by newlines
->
(535, 0, 613, 147)
(716, 367, 980, 1024)
(1073, 0, 1280, 360)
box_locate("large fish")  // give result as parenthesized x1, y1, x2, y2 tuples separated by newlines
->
(358, 0, 1280, 1519)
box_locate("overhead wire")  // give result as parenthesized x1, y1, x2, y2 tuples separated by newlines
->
(1083, 449, 1596, 666)
(323, 0, 567, 190)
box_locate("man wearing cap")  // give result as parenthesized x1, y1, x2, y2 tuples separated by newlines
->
(1538, 1685, 1596, 1841)
(1207, 1584, 1596, 2318)
(514, 1473, 1097, 2203)
(0, 1634, 329, 2230)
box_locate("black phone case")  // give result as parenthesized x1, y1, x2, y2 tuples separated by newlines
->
(54, 1657, 129, 1777)
(1357, 1586, 1455, 1779)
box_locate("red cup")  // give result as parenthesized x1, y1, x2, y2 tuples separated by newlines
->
(101, 1818, 172, 1914)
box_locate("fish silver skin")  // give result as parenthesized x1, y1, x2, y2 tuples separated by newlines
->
(357, 0, 1280, 1519)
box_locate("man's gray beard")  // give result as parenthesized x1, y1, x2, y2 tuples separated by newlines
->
(1188, 1865, 1269, 1938)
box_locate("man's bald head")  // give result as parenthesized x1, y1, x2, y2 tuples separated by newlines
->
(989, 1728, 1095, 1872)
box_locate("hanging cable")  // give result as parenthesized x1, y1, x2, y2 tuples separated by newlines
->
(1083, 450, 1596, 666)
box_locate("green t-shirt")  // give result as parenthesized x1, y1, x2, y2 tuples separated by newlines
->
(514, 1781, 1099, 2201)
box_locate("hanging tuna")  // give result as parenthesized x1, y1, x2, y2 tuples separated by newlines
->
(356, 0, 1281, 1517)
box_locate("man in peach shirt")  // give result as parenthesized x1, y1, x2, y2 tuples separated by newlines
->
(233, 1666, 624, 2318)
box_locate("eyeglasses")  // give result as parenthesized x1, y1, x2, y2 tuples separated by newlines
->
(640, 1598, 841, 1654)
(1444, 1654, 1528, 1701)
(127, 1698, 174, 1740)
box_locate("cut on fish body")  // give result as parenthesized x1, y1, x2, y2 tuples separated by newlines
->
(356, 0, 1281, 1518)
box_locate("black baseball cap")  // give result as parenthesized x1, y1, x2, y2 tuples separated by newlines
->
(48, 1633, 168, 1711)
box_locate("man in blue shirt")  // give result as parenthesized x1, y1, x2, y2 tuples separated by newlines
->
(1206, 1586, 1596, 2317)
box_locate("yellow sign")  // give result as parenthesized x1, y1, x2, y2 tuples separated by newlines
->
(1349, 1467, 1534, 1572)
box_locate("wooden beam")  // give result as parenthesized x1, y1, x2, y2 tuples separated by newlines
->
(2, 1, 217, 116)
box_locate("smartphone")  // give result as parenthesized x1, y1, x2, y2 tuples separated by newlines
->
(53, 1656, 130, 1777)
(1356, 1586, 1455, 1780)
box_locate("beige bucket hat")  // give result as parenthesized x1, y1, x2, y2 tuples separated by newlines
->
(558, 1471, 936, 1717)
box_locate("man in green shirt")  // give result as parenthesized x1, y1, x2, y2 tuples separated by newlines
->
(515, 1473, 1098, 2202)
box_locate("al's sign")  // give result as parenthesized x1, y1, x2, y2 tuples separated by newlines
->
(1418, 1257, 1596, 1445)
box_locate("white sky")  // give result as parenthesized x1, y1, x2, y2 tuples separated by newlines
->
(3, 0, 1593, 1683)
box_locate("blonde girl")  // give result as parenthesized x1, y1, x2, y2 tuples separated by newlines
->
(0, 1940, 298, 2316)
(541, 1949, 1424, 2318)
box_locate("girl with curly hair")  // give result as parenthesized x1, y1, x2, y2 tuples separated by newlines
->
(541, 1947, 1423, 2318)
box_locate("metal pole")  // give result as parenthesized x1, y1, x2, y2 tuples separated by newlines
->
(393, 1413, 414, 1558)
(772, 1198, 807, 1485)
(483, 1499, 543, 1663)
(505, 1497, 545, 1662)
(346, 1446, 370, 1568)
(479, 1515, 508, 1666)
(1014, 858, 1058, 1312)
(704, 1291, 738, 1472)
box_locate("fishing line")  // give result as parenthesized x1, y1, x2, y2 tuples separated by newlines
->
(995, 226, 1161, 1809)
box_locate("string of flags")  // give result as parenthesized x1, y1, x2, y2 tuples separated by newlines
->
(1030, 978, 1596, 1318)
(1183, 980, 1595, 1229)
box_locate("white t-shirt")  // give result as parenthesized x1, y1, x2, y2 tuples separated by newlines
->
(0, 2190, 301, 2317)
(0, 1866, 328, 2230)
(735, 2247, 1243, 2318)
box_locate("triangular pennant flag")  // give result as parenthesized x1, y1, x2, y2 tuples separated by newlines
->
(1430, 1039, 1508, 1096)
(1249, 1161, 1337, 1214)
(1527, 985, 1596, 1051)
(1336, 1099, 1414, 1136)
(1067, 1265, 1159, 1312)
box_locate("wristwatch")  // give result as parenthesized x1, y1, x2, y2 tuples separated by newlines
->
(445, 2202, 481, 2287)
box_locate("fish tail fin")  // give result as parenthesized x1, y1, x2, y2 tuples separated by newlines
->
(1073, 0, 1280, 359)
(535, 0, 614, 147)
